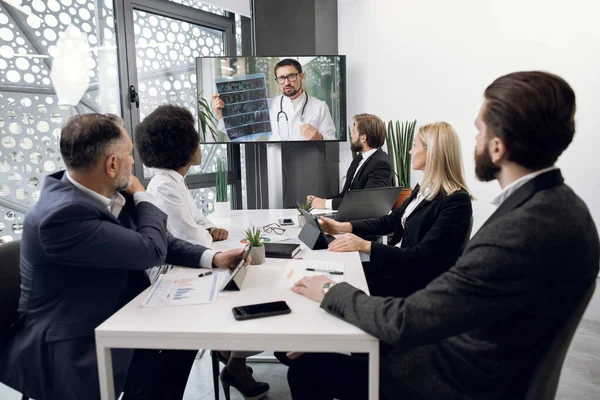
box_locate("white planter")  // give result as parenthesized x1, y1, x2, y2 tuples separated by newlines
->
(213, 201, 230, 218)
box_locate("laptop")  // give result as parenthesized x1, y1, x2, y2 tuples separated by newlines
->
(323, 186, 403, 222)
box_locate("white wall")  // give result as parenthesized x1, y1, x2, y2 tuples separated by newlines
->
(338, 0, 600, 234)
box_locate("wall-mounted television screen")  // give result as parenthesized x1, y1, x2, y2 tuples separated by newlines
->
(196, 55, 346, 143)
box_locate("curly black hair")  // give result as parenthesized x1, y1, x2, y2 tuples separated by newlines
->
(135, 105, 200, 170)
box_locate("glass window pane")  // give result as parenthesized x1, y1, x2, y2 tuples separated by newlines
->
(0, 0, 119, 242)
(133, 9, 227, 178)
(166, 1, 226, 15)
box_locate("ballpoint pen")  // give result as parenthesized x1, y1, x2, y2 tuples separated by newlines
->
(198, 271, 213, 278)
(305, 268, 344, 275)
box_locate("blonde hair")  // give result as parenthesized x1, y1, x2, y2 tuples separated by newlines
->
(417, 122, 472, 201)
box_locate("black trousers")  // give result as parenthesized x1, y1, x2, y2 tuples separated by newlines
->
(121, 349, 197, 400)
(287, 353, 388, 400)
(363, 261, 438, 298)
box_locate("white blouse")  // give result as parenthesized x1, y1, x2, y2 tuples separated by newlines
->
(146, 168, 215, 247)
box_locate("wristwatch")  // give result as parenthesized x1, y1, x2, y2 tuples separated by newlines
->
(322, 281, 336, 296)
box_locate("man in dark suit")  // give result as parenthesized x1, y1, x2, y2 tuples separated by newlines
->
(288, 71, 599, 400)
(307, 113, 392, 210)
(0, 114, 247, 400)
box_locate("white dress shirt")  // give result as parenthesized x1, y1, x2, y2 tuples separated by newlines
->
(325, 148, 378, 210)
(146, 168, 216, 247)
(395, 185, 429, 248)
(491, 166, 558, 206)
(66, 172, 153, 217)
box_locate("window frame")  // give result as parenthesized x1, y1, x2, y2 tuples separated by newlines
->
(114, 0, 242, 208)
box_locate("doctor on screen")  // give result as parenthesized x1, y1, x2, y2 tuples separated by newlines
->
(213, 58, 337, 141)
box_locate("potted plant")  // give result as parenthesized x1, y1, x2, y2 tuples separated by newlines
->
(243, 225, 265, 265)
(213, 157, 229, 217)
(296, 200, 314, 228)
(386, 119, 417, 208)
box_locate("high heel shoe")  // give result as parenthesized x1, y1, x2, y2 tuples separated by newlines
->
(216, 351, 253, 374)
(220, 367, 270, 400)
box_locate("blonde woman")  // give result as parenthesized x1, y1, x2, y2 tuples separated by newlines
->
(321, 121, 473, 297)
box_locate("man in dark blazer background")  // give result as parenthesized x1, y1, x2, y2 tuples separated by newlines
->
(289, 71, 600, 400)
(0, 114, 247, 400)
(307, 113, 392, 210)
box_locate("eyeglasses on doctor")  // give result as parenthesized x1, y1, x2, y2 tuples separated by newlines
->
(263, 223, 286, 235)
(275, 73, 299, 84)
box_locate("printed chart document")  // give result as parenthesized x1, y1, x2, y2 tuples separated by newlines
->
(279, 260, 346, 288)
(143, 273, 219, 307)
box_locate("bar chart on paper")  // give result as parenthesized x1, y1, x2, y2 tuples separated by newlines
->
(143, 274, 221, 307)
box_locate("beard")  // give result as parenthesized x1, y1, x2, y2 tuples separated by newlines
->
(115, 166, 131, 191)
(283, 84, 301, 98)
(350, 139, 363, 153)
(474, 145, 500, 182)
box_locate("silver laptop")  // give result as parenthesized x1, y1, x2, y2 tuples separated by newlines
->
(323, 186, 403, 222)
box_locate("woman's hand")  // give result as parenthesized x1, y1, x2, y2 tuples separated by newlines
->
(319, 217, 351, 234)
(328, 233, 371, 254)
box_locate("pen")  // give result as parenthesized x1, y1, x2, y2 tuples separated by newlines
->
(305, 268, 344, 275)
(198, 271, 213, 278)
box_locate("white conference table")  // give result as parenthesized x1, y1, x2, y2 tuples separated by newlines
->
(95, 209, 380, 399)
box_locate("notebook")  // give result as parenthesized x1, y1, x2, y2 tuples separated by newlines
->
(264, 242, 301, 259)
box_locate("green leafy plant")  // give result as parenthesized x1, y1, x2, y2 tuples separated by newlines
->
(243, 225, 262, 247)
(215, 157, 228, 203)
(197, 91, 226, 142)
(387, 120, 417, 188)
(296, 200, 314, 216)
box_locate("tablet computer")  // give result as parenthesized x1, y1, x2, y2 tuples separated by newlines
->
(220, 244, 251, 291)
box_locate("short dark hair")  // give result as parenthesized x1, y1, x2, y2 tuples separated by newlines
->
(135, 105, 199, 170)
(60, 113, 124, 172)
(353, 113, 386, 148)
(274, 58, 302, 77)
(483, 71, 576, 170)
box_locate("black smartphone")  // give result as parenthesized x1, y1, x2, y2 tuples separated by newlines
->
(232, 301, 291, 321)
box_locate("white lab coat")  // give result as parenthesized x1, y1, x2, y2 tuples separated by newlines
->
(268, 93, 337, 141)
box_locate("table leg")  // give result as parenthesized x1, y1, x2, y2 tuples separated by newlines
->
(368, 342, 380, 400)
(96, 343, 116, 400)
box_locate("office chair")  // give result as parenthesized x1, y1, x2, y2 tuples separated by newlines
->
(0, 240, 29, 400)
(523, 280, 596, 400)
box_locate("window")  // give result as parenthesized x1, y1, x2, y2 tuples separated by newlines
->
(0, 0, 119, 243)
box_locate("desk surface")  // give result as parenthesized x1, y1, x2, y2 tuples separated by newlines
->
(95, 209, 374, 351)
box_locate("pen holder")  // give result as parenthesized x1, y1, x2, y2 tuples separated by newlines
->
(249, 245, 265, 265)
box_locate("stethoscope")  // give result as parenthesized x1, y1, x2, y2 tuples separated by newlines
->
(276, 91, 309, 139)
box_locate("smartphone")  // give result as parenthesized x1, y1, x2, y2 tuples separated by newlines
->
(278, 217, 294, 226)
(232, 301, 291, 321)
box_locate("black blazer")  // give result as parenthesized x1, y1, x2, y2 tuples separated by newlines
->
(329, 148, 392, 209)
(0, 171, 208, 400)
(322, 169, 600, 400)
(351, 185, 473, 291)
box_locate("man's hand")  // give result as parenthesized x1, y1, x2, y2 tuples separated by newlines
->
(328, 233, 371, 254)
(125, 176, 145, 195)
(209, 228, 229, 241)
(291, 275, 333, 303)
(213, 248, 251, 269)
(308, 196, 326, 209)
(319, 217, 352, 234)
(212, 94, 224, 119)
(300, 124, 323, 140)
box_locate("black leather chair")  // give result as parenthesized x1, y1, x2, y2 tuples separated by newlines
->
(524, 280, 596, 400)
(0, 240, 28, 400)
